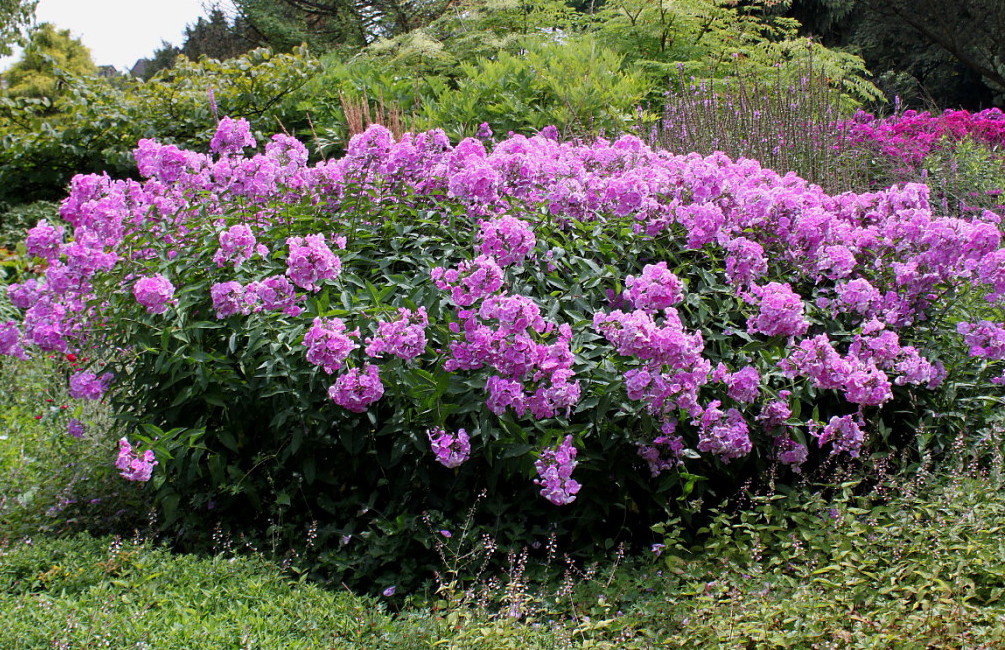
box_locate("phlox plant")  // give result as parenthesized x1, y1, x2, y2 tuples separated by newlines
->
(841, 107, 1005, 170)
(3, 116, 1005, 590)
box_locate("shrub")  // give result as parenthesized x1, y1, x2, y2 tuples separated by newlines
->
(0, 47, 318, 208)
(2, 119, 1004, 590)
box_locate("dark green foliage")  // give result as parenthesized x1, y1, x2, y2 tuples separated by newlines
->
(786, 0, 1005, 108)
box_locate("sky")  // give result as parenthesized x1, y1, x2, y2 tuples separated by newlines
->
(2, 0, 212, 72)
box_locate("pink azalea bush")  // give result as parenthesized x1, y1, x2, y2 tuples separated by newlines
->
(3, 116, 1004, 585)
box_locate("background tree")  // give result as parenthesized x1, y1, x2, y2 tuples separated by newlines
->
(231, 0, 455, 52)
(0, 0, 36, 56)
(786, 0, 1004, 108)
(1, 22, 97, 99)
(180, 7, 257, 61)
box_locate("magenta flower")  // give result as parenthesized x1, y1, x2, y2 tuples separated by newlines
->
(746, 282, 809, 338)
(210, 116, 256, 156)
(68, 371, 112, 400)
(67, 418, 85, 438)
(328, 364, 384, 413)
(115, 438, 158, 481)
(534, 435, 581, 506)
(427, 427, 471, 468)
(303, 317, 359, 374)
(286, 234, 342, 292)
(477, 216, 535, 266)
(132, 274, 175, 314)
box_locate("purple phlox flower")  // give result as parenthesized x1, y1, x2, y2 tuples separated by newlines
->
(115, 438, 157, 482)
(534, 435, 581, 506)
(746, 282, 809, 338)
(132, 274, 175, 314)
(246, 275, 302, 317)
(624, 262, 683, 311)
(637, 420, 683, 477)
(328, 364, 384, 413)
(68, 371, 112, 400)
(24, 220, 64, 261)
(430, 255, 504, 307)
(724, 365, 760, 403)
(365, 307, 428, 360)
(427, 426, 471, 468)
(774, 436, 808, 471)
(286, 234, 342, 292)
(0, 321, 28, 359)
(67, 418, 85, 438)
(213, 224, 267, 268)
(210, 281, 255, 318)
(477, 216, 535, 266)
(696, 402, 751, 462)
(813, 414, 864, 457)
(210, 116, 256, 156)
(304, 317, 359, 374)
(757, 390, 792, 430)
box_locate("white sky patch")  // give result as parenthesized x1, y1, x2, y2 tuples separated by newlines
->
(2, 0, 210, 72)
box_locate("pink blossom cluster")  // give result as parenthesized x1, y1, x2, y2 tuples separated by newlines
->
(812, 414, 865, 457)
(427, 427, 470, 468)
(593, 307, 709, 419)
(477, 216, 536, 266)
(957, 320, 1005, 361)
(303, 317, 359, 374)
(746, 282, 809, 338)
(132, 274, 175, 314)
(213, 224, 268, 268)
(533, 435, 580, 505)
(637, 421, 684, 477)
(430, 256, 504, 307)
(695, 401, 752, 463)
(445, 294, 580, 420)
(115, 438, 158, 481)
(286, 234, 343, 292)
(68, 371, 112, 400)
(624, 262, 683, 311)
(0, 321, 27, 359)
(841, 108, 1005, 168)
(209, 276, 302, 319)
(365, 308, 428, 360)
(328, 364, 384, 413)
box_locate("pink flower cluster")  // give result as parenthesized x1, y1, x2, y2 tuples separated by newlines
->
(430, 256, 504, 307)
(427, 427, 470, 468)
(68, 371, 112, 400)
(696, 401, 752, 463)
(593, 307, 709, 420)
(746, 282, 809, 338)
(624, 262, 683, 311)
(842, 108, 1005, 168)
(365, 308, 428, 360)
(477, 216, 536, 266)
(286, 234, 343, 292)
(534, 435, 580, 506)
(132, 274, 175, 314)
(210, 276, 302, 318)
(213, 224, 268, 268)
(115, 438, 158, 481)
(328, 364, 384, 413)
(303, 317, 359, 374)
